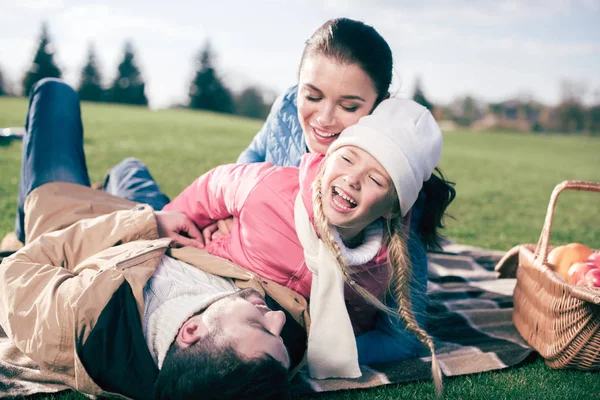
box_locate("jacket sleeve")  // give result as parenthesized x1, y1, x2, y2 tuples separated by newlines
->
(355, 230, 429, 364)
(0, 205, 159, 372)
(236, 91, 286, 164)
(163, 162, 275, 229)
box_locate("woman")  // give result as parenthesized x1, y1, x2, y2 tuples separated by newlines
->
(206, 17, 455, 365)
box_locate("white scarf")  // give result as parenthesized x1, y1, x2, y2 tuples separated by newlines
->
(294, 193, 362, 379)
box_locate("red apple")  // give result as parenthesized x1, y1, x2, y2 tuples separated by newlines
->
(585, 268, 600, 288)
(587, 252, 600, 268)
(567, 262, 597, 285)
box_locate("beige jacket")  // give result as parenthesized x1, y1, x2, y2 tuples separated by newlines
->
(0, 182, 309, 398)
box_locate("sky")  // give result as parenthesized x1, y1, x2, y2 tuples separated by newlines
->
(1, 0, 599, 109)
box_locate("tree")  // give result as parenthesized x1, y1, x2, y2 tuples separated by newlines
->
(236, 86, 269, 119)
(0, 65, 7, 96)
(188, 41, 234, 114)
(587, 105, 600, 134)
(22, 23, 62, 96)
(412, 77, 434, 111)
(557, 101, 585, 132)
(108, 42, 147, 106)
(557, 80, 587, 133)
(449, 95, 484, 126)
(77, 44, 104, 102)
(461, 96, 478, 123)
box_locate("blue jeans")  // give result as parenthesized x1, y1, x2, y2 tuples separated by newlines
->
(15, 78, 169, 243)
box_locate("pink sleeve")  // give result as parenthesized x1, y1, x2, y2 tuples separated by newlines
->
(163, 162, 276, 229)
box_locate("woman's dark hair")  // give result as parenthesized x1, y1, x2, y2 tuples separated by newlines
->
(300, 18, 393, 103)
(419, 167, 456, 251)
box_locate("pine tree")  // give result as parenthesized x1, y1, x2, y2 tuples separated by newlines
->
(22, 23, 62, 96)
(188, 41, 234, 114)
(108, 42, 148, 106)
(77, 44, 104, 102)
(412, 77, 434, 111)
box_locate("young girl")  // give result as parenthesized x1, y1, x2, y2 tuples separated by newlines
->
(163, 98, 444, 393)
(204, 16, 455, 368)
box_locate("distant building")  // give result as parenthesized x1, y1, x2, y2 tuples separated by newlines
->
(472, 99, 546, 132)
(432, 106, 458, 132)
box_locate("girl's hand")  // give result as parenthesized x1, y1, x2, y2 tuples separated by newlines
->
(154, 210, 204, 249)
(202, 217, 234, 244)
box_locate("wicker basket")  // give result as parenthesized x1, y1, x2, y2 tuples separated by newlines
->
(512, 180, 600, 371)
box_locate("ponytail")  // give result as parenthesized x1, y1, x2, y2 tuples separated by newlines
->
(419, 167, 456, 251)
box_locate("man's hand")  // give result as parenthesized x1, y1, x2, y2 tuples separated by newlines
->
(201, 217, 234, 244)
(154, 211, 204, 249)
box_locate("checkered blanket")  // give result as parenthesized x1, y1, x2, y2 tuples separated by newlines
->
(290, 243, 532, 394)
(0, 244, 532, 398)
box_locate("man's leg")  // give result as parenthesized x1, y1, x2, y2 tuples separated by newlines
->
(103, 158, 170, 210)
(15, 78, 90, 243)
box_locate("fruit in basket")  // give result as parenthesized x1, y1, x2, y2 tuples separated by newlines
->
(547, 243, 594, 279)
(586, 268, 600, 287)
(588, 252, 600, 268)
(567, 262, 597, 285)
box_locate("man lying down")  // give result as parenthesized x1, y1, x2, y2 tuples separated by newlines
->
(0, 183, 307, 400)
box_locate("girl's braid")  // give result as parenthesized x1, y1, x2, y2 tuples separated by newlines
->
(312, 165, 392, 313)
(386, 217, 443, 397)
(312, 163, 442, 396)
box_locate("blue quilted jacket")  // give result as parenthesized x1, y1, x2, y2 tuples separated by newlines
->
(238, 85, 430, 364)
(237, 86, 306, 166)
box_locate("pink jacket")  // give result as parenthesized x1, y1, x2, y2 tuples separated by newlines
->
(164, 153, 390, 332)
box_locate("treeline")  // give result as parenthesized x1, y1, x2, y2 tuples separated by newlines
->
(411, 77, 600, 135)
(0, 23, 271, 119)
(2, 24, 598, 133)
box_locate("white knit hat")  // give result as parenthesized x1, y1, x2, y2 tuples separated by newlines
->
(327, 98, 442, 217)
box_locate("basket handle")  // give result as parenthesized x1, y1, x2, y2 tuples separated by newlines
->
(534, 180, 600, 263)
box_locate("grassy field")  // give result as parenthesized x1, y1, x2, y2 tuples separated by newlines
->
(1, 96, 599, 399)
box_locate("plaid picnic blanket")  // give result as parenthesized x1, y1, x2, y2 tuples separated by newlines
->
(290, 243, 532, 394)
(0, 243, 532, 398)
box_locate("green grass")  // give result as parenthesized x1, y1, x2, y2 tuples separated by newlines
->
(1, 96, 599, 399)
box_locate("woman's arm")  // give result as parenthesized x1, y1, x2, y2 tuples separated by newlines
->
(237, 86, 301, 165)
(237, 94, 284, 164)
(237, 125, 268, 164)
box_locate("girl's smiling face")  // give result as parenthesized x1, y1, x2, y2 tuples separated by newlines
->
(321, 145, 398, 241)
(297, 55, 379, 155)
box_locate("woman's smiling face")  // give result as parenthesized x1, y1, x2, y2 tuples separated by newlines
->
(297, 55, 379, 155)
(321, 145, 398, 241)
